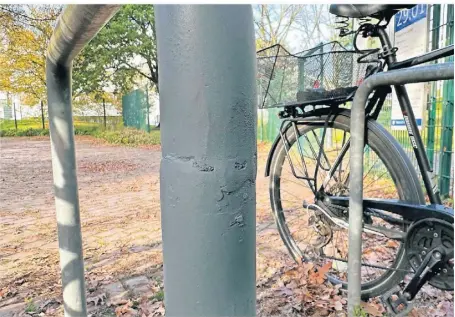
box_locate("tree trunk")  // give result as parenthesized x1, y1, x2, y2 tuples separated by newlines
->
(102, 98, 106, 129)
(13, 102, 18, 131)
(41, 100, 45, 129)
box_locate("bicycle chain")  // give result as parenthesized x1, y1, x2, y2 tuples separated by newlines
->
(318, 200, 413, 273)
(321, 255, 413, 273)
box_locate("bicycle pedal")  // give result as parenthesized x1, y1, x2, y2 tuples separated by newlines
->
(380, 285, 414, 317)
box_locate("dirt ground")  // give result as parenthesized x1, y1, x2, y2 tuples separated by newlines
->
(0, 137, 452, 317)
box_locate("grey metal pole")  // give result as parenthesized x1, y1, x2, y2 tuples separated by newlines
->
(348, 62, 454, 316)
(46, 5, 120, 317)
(47, 61, 87, 316)
(155, 5, 257, 316)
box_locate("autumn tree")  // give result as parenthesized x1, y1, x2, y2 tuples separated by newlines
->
(0, 4, 158, 116)
(77, 5, 158, 95)
(253, 5, 337, 52)
(0, 5, 61, 105)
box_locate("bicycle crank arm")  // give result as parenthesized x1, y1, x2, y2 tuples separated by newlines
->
(402, 247, 446, 300)
(381, 247, 445, 316)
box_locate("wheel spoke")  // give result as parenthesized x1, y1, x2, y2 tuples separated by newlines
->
(271, 124, 407, 289)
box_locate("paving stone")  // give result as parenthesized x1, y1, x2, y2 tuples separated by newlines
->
(0, 302, 26, 317)
(88, 257, 118, 270)
(103, 281, 125, 298)
(123, 275, 150, 295)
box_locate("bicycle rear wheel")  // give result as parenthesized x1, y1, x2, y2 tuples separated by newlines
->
(269, 111, 425, 298)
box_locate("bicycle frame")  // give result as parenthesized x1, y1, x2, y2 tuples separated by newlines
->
(347, 57, 454, 317)
(261, 11, 454, 316)
(262, 17, 454, 315)
(375, 26, 454, 204)
(306, 26, 454, 203)
(264, 36, 454, 202)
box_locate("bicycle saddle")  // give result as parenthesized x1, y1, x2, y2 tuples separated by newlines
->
(329, 4, 415, 19)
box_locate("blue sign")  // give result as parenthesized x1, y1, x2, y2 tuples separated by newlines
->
(391, 119, 422, 127)
(394, 4, 427, 33)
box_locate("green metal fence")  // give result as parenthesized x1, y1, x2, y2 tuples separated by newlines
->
(122, 86, 151, 132)
(426, 4, 454, 197)
(257, 4, 454, 199)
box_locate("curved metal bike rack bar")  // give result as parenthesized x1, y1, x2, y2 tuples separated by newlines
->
(46, 5, 120, 316)
(348, 62, 454, 315)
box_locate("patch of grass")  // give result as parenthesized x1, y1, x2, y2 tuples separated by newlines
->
(1, 119, 161, 146)
(75, 126, 100, 135)
(0, 118, 99, 130)
(96, 237, 107, 248)
(1, 128, 49, 137)
(151, 290, 164, 301)
(0, 118, 100, 137)
(353, 306, 368, 317)
(0, 118, 44, 130)
(95, 128, 161, 146)
(0, 127, 100, 137)
(24, 298, 37, 313)
(444, 197, 454, 206)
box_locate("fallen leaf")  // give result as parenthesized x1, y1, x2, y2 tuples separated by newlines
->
(360, 301, 383, 317)
(276, 287, 293, 296)
(0, 288, 7, 299)
(286, 280, 298, 289)
(385, 240, 399, 248)
(428, 307, 447, 317)
(14, 279, 25, 285)
(409, 309, 420, 317)
(108, 291, 129, 306)
(152, 301, 165, 316)
(318, 262, 332, 275)
(309, 262, 332, 285)
(87, 293, 106, 306)
(313, 308, 330, 316)
(115, 301, 135, 317)
(334, 301, 343, 311)
(437, 301, 454, 317)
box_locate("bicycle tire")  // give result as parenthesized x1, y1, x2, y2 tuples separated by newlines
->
(269, 110, 425, 299)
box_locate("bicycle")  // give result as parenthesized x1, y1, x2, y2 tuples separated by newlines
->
(258, 4, 454, 315)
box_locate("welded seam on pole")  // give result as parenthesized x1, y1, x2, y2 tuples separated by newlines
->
(46, 5, 120, 317)
(348, 62, 454, 316)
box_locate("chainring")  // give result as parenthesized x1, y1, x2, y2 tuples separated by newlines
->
(405, 218, 454, 290)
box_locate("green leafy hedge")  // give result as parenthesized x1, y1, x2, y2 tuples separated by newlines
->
(0, 128, 49, 137)
(95, 128, 161, 146)
(0, 126, 161, 146)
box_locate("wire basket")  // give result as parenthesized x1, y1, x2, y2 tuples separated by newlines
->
(257, 42, 378, 109)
